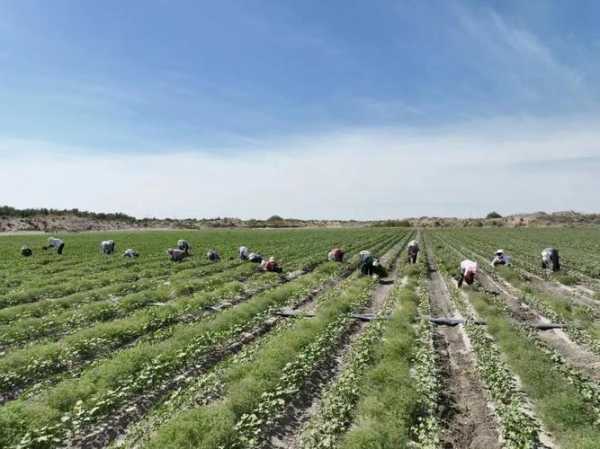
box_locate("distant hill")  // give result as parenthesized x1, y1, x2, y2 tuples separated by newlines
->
(0, 206, 369, 232)
(408, 211, 600, 228)
(1, 206, 599, 233)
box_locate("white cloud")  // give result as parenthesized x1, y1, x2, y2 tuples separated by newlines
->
(1, 116, 599, 219)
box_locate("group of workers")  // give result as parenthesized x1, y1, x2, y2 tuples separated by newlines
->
(18, 236, 562, 287)
(457, 247, 561, 288)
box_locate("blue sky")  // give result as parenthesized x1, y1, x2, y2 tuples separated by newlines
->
(1, 1, 600, 218)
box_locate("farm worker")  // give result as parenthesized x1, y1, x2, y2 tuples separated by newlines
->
(20, 245, 33, 257)
(248, 252, 263, 263)
(239, 246, 250, 260)
(541, 248, 560, 272)
(359, 251, 376, 276)
(458, 259, 478, 287)
(122, 249, 139, 258)
(177, 240, 192, 255)
(359, 250, 371, 264)
(491, 249, 507, 267)
(207, 249, 220, 262)
(407, 240, 420, 264)
(328, 248, 344, 262)
(167, 248, 188, 262)
(43, 237, 65, 255)
(261, 256, 282, 273)
(100, 240, 116, 255)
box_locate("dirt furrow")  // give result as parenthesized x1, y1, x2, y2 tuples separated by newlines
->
(69, 273, 350, 449)
(269, 257, 403, 449)
(425, 249, 502, 449)
(477, 271, 600, 382)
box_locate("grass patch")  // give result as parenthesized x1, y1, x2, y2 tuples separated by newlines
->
(467, 291, 600, 449)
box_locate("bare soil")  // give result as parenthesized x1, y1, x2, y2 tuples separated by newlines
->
(425, 250, 502, 449)
(478, 271, 600, 382)
(269, 248, 404, 449)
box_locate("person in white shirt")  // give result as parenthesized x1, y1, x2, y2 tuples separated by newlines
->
(123, 249, 139, 258)
(43, 237, 65, 255)
(239, 246, 250, 260)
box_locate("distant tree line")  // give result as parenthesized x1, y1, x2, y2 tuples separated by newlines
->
(0, 205, 136, 222)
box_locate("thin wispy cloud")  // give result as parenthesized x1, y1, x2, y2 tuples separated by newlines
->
(0, 1, 598, 218)
(2, 115, 599, 219)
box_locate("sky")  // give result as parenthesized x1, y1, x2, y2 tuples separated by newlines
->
(1, 0, 599, 219)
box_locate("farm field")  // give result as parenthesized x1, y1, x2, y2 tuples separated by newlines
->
(0, 227, 598, 449)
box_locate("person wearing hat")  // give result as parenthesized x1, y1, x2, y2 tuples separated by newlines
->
(491, 249, 508, 267)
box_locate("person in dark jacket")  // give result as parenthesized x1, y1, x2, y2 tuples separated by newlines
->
(207, 249, 220, 262)
(177, 240, 192, 255)
(100, 240, 116, 255)
(407, 240, 420, 264)
(541, 248, 560, 272)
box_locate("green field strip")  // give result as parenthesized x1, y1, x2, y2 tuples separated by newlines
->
(0, 232, 407, 407)
(0, 233, 371, 348)
(430, 233, 600, 449)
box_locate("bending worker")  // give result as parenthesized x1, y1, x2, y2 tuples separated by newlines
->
(248, 252, 263, 263)
(407, 240, 420, 264)
(123, 249, 139, 258)
(167, 248, 188, 262)
(177, 240, 192, 256)
(100, 240, 116, 255)
(43, 237, 65, 255)
(328, 248, 344, 262)
(207, 249, 220, 262)
(239, 246, 250, 260)
(261, 256, 282, 273)
(359, 250, 379, 276)
(490, 249, 509, 267)
(458, 259, 478, 287)
(541, 248, 560, 272)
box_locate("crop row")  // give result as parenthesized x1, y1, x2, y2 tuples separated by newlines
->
(0, 232, 386, 348)
(435, 232, 600, 353)
(0, 229, 378, 308)
(0, 231, 411, 449)
(0, 231, 392, 324)
(143, 236, 409, 449)
(429, 233, 600, 449)
(0, 232, 403, 399)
